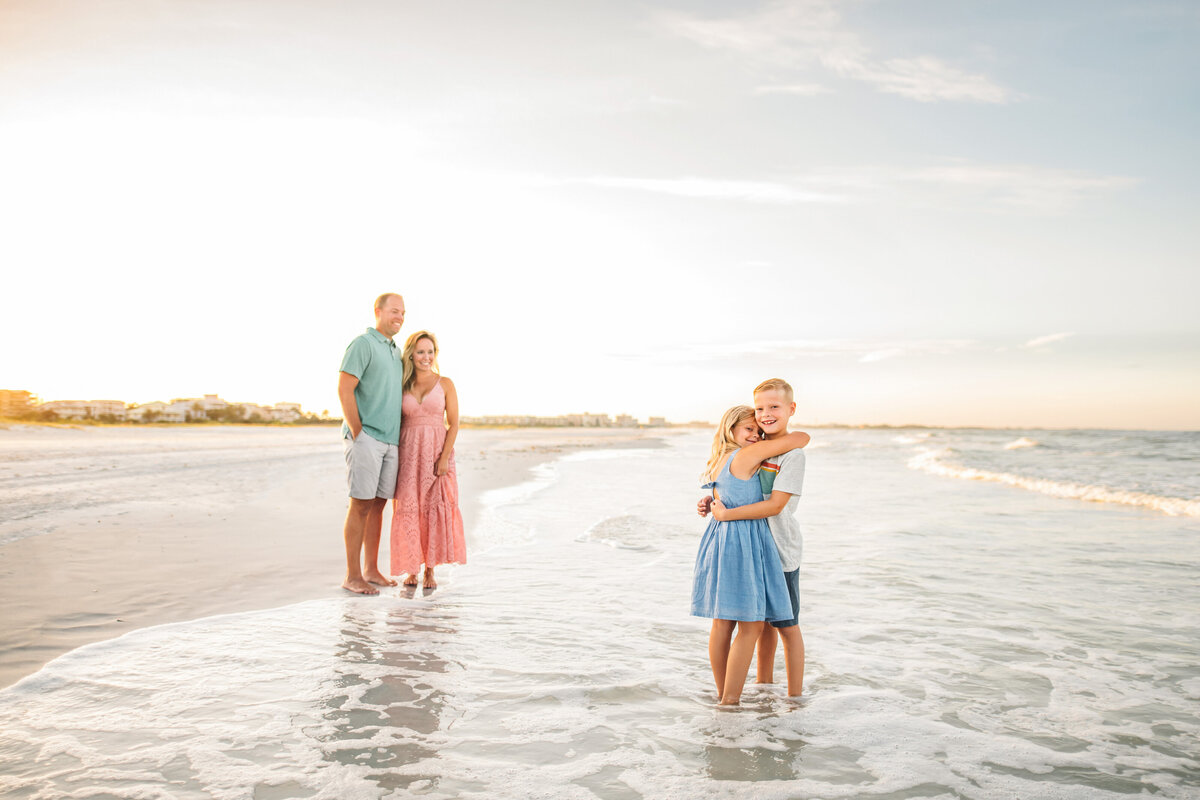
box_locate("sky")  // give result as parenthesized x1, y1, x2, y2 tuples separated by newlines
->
(1, 0, 1197, 428)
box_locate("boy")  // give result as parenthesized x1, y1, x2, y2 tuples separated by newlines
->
(699, 378, 807, 696)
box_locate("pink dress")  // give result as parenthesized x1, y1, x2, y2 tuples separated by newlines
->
(390, 378, 467, 576)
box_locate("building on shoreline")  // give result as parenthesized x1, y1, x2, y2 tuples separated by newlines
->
(5, 388, 681, 428)
(459, 412, 677, 428)
(5, 391, 310, 424)
(40, 400, 128, 421)
(0, 390, 38, 418)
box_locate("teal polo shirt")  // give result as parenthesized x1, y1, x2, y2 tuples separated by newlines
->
(339, 327, 403, 445)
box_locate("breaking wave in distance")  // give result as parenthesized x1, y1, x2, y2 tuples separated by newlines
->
(909, 447, 1200, 517)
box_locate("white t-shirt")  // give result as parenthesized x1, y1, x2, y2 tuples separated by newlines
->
(759, 447, 806, 572)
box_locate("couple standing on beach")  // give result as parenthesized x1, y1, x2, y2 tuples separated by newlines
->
(338, 293, 467, 595)
(693, 378, 809, 705)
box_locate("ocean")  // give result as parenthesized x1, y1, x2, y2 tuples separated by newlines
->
(1, 426, 1198, 799)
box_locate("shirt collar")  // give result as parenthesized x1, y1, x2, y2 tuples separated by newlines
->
(365, 327, 396, 347)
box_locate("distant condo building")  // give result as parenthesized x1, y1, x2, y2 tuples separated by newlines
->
(3, 390, 309, 423)
(40, 399, 127, 420)
(0, 390, 38, 418)
(459, 412, 674, 428)
(4, 389, 678, 427)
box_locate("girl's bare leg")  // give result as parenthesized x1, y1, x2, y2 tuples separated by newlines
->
(756, 626, 779, 683)
(708, 620, 736, 697)
(423, 566, 437, 588)
(720, 620, 766, 705)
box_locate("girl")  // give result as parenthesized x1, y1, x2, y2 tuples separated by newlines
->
(692, 406, 809, 705)
(390, 330, 467, 588)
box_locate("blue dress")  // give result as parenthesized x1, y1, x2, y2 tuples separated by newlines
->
(691, 456, 792, 622)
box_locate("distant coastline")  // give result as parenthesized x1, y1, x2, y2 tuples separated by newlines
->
(0, 390, 694, 429)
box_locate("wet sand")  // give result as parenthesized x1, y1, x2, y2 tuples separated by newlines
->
(0, 425, 677, 689)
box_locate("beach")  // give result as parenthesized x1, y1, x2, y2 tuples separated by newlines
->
(0, 424, 669, 690)
(1, 425, 1198, 798)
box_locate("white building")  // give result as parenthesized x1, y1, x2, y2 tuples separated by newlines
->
(165, 399, 202, 422)
(270, 402, 302, 422)
(126, 401, 167, 422)
(239, 403, 271, 421)
(40, 400, 127, 420)
(196, 394, 228, 414)
(564, 413, 612, 427)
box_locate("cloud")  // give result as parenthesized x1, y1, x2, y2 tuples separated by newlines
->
(550, 161, 1132, 211)
(858, 348, 908, 363)
(753, 83, 832, 96)
(656, 0, 1018, 104)
(846, 56, 1015, 104)
(1023, 332, 1076, 349)
(570, 175, 845, 204)
(897, 165, 1136, 211)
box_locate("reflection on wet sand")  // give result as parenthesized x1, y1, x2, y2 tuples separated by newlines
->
(319, 600, 460, 795)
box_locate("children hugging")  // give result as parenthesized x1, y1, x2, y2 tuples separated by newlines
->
(692, 378, 809, 706)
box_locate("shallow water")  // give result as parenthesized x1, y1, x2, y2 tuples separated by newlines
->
(1, 428, 1198, 798)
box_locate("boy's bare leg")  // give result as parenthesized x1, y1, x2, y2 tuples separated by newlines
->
(361, 498, 396, 586)
(708, 620, 736, 697)
(756, 626, 780, 683)
(720, 620, 765, 705)
(779, 626, 806, 696)
(342, 498, 380, 595)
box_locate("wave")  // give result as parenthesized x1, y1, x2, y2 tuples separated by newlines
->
(1004, 437, 1040, 450)
(908, 448, 1200, 517)
(892, 433, 932, 444)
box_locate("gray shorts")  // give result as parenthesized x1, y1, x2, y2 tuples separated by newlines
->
(343, 432, 399, 500)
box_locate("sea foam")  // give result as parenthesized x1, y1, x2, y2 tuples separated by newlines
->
(908, 447, 1200, 516)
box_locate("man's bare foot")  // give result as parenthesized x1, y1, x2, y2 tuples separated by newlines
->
(402, 573, 419, 587)
(422, 570, 437, 588)
(342, 577, 379, 595)
(364, 570, 397, 587)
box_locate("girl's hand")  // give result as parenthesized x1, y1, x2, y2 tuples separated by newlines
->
(435, 457, 450, 476)
(711, 498, 729, 521)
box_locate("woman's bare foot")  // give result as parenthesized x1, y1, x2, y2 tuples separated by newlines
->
(342, 577, 379, 595)
(364, 570, 397, 587)
(422, 569, 437, 588)
(402, 573, 419, 587)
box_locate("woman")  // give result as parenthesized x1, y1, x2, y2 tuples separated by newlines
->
(390, 330, 467, 587)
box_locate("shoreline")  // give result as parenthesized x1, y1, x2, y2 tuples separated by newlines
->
(0, 426, 678, 690)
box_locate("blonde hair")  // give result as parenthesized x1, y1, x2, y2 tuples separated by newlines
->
(374, 293, 401, 312)
(753, 377, 794, 403)
(703, 405, 756, 482)
(402, 330, 440, 393)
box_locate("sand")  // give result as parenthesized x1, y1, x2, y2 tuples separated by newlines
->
(0, 425, 677, 689)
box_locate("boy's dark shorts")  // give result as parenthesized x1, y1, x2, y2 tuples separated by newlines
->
(770, 568, 801, 628)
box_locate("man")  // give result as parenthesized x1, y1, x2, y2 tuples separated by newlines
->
(338, 293, 405, 594)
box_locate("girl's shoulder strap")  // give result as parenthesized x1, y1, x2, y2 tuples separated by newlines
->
(718, 451, 736, 477)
